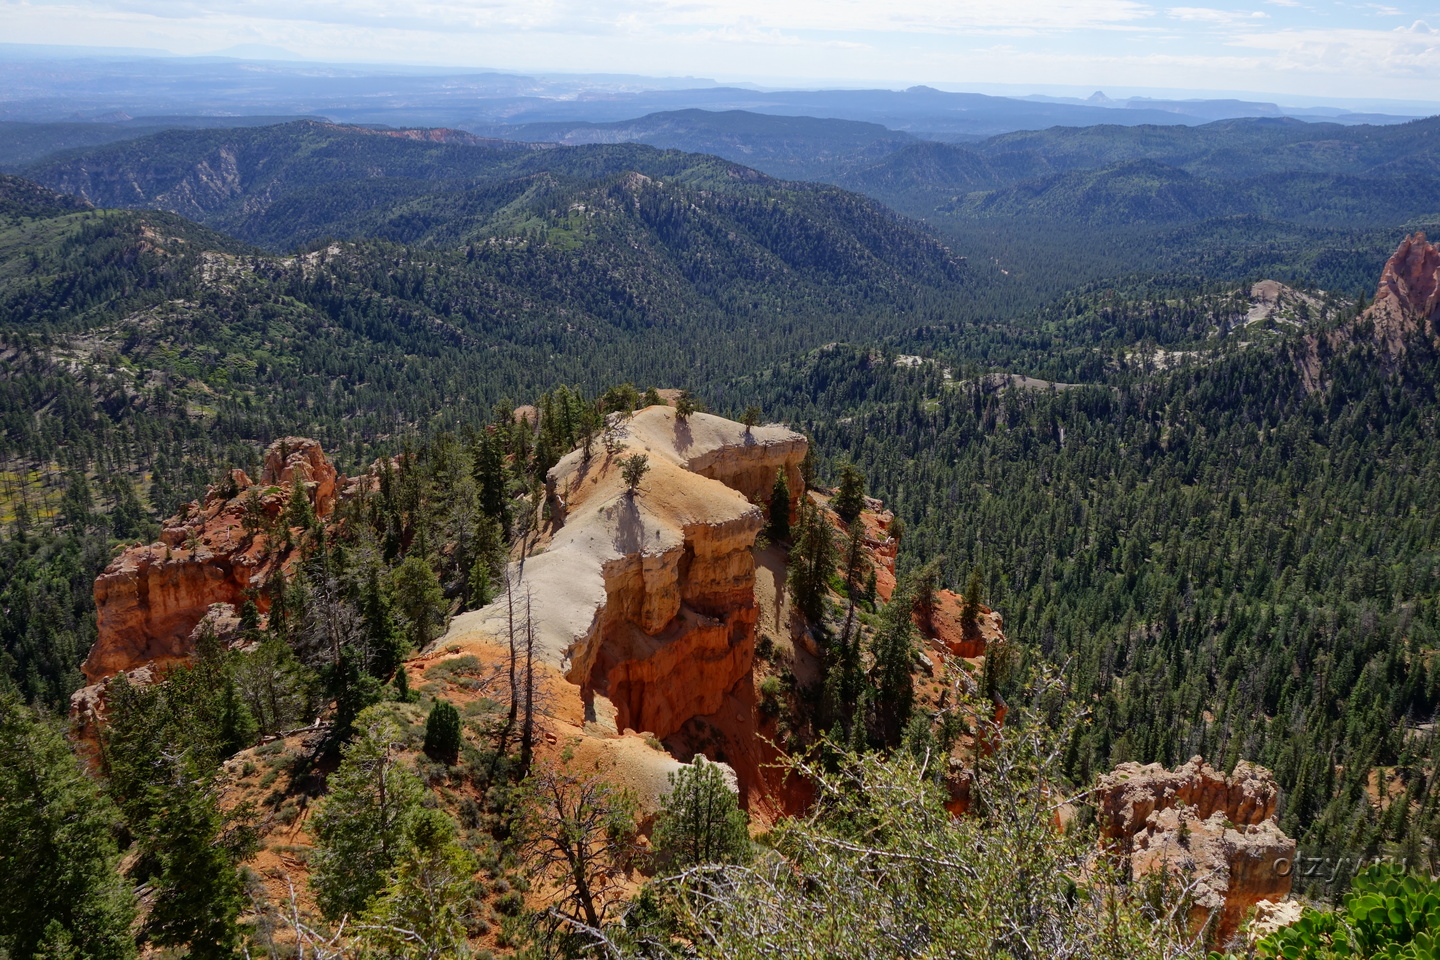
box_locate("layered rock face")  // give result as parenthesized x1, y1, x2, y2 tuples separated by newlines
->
(441, 406, 806, 743)
(1094, 756, 1295, 943)
(73, 438, 338, 727)
(594, 511, 763, 740)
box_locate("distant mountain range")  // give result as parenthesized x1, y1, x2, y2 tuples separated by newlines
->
(1, 47, 1430, 138)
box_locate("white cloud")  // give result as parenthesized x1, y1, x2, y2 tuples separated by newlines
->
(1229, 23, 1440, 76)
(3, 0, 1162, 36)
(1167, 7, 1271, 23)
(4, 0, 1440, 100)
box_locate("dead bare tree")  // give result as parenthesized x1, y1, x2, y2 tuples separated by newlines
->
(519, 587, 537, 779)
(517, 761, 638, 932)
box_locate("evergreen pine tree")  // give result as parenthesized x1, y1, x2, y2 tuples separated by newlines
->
(0, 695, 137, 960)
(354, 809, 476, 960)
(832, 462, 866, 524)
(423, 699, 463, 764)
(788, 499, 838, 624)
(870, 584, 919, 745)
(390, 555, 446, 652)
(768, 470, 791, 543)
(962, 565, 984, 629)
(675, 390, 698, 422)
(652, 756, 752, 869)
(310, 717, 426, 921)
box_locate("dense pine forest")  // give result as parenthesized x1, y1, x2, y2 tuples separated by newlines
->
(0, 114, 1437, 958)
(748, 324, 1440, 878)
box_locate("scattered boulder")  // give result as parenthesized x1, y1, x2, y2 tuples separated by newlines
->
(1248, 898, 1304, 942)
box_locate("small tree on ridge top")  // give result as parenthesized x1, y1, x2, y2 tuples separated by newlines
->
(620, 454, 650, 494)
(675, 390, 698, 422)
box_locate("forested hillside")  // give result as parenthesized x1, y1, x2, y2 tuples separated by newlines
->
(0, 108, 1437, 958)
(743, 277, 1440, 875)
(831, 116, 1440, 298)
(0, 167, 972, 707)
(477, 109, 920, 182)
(21, 121, 918, 252)
(22, 116, 1440, 307)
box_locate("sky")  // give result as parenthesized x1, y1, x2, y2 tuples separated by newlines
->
(4, 0, 1440, 101)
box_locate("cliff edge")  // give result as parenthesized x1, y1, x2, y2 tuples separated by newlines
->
(435, 405, 806, 744)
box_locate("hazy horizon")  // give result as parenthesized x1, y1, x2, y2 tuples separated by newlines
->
(4, 0, 1438, 102)
(3, 41, 1439, 120)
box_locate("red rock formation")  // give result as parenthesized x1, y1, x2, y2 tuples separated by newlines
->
(449, 407, 808, 746)
(1096, 756, 1280, 841)
(1298, 232, 1440, 391)
(915, 588, 1003, 659)
(1094, 756, 1295, 942)
(1369, 231, 1440, 351)
(592, 509, 765, 740)
(72, 438, 338, 737)
(262, 437, 339, 518)
(852, 496, 900, 601)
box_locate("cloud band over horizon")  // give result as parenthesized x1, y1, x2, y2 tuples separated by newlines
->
(3, 0, 1439, 99)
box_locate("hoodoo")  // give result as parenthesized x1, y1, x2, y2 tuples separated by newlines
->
(1095, 756, 1296, 942)
(71, 438, 339, 737)
(1367, 231, 1440, 349)
(1299, 231, 1440, 390)
(437, 405, 806, 743)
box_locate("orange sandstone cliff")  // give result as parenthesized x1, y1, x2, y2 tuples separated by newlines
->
(1366, 231, 1440, 352)
(434, 405, 808, 811)
(72, 438, 339, 734)
(442, 407, 805, 737)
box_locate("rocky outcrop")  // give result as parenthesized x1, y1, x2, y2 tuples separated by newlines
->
(70, 601, 250, 754)
(74, 438, 336, 713)
(916, 588, 1003, 660)
(1367, 231, 1440, 352)
(1094, 756, 1294, 943)
(1096, 756, 1280, 842)
(1298, 232, 1440, 391)
(438, 406, 806, 743)
(1248, 899, 1303, 942)
(262, 437, 339, 518)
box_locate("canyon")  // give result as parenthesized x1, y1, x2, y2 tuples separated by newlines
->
(68, 402, 1296, 941)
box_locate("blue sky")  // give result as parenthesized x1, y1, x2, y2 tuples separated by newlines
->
(4, 0, 1439, 100)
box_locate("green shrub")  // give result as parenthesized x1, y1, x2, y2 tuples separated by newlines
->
(494, 890, 525, 917)
(759, 675, 784, 717)
(423, 700, 463, 764)
(1244, 865, 1440, 960)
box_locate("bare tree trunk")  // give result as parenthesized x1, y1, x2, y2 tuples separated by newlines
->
(504, 572, 519, 745)
(518, 589, 536, 779)
(490, 571, 519, 784)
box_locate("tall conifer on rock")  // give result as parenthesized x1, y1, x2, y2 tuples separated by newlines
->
(832, 462, 866, 525)
(768, 470, 791, 543)
(788, 499, 838, 624)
